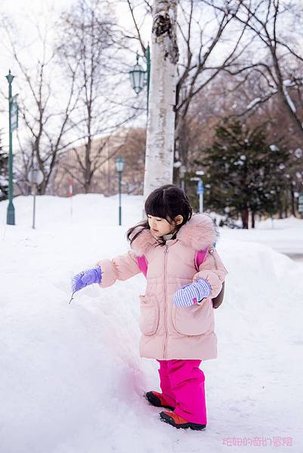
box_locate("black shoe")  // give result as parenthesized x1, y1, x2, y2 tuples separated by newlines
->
(145, 391, 175, 410)
(160, 411, 206, 430)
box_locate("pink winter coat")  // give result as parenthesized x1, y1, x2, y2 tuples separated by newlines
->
(98, 214, 227, 360)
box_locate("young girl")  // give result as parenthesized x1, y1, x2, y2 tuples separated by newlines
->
(72, 184, 227, 430)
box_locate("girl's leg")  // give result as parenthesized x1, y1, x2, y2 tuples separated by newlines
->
(167, 359, 207, 425)
(157, 360, 177, 408)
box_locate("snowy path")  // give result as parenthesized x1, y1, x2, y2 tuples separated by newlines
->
(0, 195, 302, 453)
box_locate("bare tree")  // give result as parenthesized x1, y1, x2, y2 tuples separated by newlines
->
(205, 0, 303, 140)
(126, 0, 251, 186)
(0, 17, 80, 195)
(56, 0, 137, 193)
(174, 0, 255, 179)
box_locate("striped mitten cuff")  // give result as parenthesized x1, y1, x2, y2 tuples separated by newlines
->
(172, 278, 211, 308)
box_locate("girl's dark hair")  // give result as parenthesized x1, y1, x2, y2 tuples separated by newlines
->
(127, 184, 192, 244)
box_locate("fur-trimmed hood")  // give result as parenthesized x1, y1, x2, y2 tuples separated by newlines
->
(130, 214, 217, 256)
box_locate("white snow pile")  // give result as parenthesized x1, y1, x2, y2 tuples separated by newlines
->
(0, 194, 302, 453)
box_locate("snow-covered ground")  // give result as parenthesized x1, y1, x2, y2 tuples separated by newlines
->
(0, 194, 302, 453)
(221, 216, 303, 259)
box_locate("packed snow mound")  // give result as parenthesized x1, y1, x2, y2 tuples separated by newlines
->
(0, 194, 302, 453)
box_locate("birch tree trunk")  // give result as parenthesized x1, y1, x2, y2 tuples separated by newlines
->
(143, 0, 179, 199)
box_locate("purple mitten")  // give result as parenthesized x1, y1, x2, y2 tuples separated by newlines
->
(173, 278, 211, 308)
(72, 266, 102, 293)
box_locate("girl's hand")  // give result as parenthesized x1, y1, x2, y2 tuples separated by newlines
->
(172, 278, 211, 308)
(71, 266, 102, 293)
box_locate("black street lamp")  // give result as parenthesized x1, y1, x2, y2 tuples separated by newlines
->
(129, 45, 151, 113)
(5, 70, 18, 225)
(115, 156, 124, 226)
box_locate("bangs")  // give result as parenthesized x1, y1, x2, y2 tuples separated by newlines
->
(145, 192, 173, 221)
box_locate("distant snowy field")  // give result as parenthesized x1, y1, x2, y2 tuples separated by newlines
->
(0, 194, 302, 453)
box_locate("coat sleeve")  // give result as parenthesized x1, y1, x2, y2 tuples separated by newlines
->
(193, 248, 227, 298)
(97, 250, 141, 288)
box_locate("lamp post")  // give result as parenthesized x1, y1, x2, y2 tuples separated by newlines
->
(6, 70, 18, 225)
(28, 165, 44, 229)
(129, 44, 151, 114)
(190, 172, 204, 213)
(195, 171, 205, 213)
(197, 179, 204, 213)
(115, 156, 124, 226)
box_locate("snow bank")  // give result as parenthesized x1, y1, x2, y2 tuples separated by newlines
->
(0, 195, 302, 453)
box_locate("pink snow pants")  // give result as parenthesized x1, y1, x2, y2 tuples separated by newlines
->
(157, 359, 207, 425)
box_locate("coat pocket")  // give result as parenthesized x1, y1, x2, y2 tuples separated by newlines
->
(139, 295, 159, 336)
(172, 299, 214, 336)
